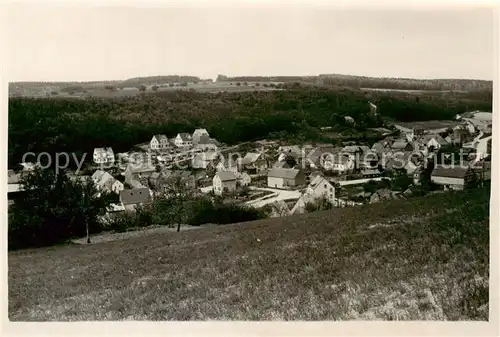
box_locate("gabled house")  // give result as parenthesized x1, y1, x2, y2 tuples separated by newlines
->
(91, 170, 124, 194)
(150, 134, 169, 151)
(174, 133, 193, 147)
(430, 165, 475, 191)
(213, 171, 237, 196)
(290, 175, 335, 215)
(420, 134, 448, 152)
(93, 147, 115, 165)
(195, 135, 218, 152)
(238, 152, 268, 174)
(192, 128, 210, 144)
(267, 168, 306, 189)
(119, 188, 152, 211)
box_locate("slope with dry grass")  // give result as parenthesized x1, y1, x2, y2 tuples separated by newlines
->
(8, 187, 489, 321)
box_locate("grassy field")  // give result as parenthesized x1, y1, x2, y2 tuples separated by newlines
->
(8, 187, 490, 321)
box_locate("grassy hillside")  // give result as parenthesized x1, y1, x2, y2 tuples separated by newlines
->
(8, 187, 490, 320)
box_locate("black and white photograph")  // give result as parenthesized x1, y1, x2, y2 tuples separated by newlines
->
(2, 0, 497, 329)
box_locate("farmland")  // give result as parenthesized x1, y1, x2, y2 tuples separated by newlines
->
(8, 187, 489, 320)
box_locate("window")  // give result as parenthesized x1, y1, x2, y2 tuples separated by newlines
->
(324, 184, 327, 189)
(330, 187, 333, 192)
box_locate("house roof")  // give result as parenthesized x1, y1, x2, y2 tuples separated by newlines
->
(431, 165, 469, 179)
(279, 145, 302, 155)
(94, 147, 114, 155)
(193, 128, 209, 135)
(391, 140, 409, 150)
(119, 188, 150, 205)
(215, 171, 237, 182)
(268, 168, 301, 179)
(178, 133, 192, 141)
(420, 134, 448, 146)
(153, 134, 168, 142)
(240, 152, 262, 165)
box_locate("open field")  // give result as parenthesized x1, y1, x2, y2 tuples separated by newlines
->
(8, 187, 489, 320)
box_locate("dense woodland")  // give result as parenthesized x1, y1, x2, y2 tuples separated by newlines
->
(8, 86, 492, 168)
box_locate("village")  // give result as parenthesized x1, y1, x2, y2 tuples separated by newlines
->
(7, 109, 492, 224)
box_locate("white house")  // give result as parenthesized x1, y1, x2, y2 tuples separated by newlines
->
(192, 128, 210, 144)
(430, 165, 475, 191)
(93, 147, 115, 165)
(92, 170, 124, 194)
(150, 134, 169, 151)
(174, 133, 193, 147)
(290, 175, 335, 214)
(238, 152, 268, 174)
(213, 171, 237, 195)
(267, 168, 306, 189)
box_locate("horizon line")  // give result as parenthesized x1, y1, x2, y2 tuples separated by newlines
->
(8, 72, 494, 84)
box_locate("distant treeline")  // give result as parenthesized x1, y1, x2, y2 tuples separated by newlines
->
(216, 74, 318, 83)
(8, 86, 491, 168)
(216, 73, 492, 92)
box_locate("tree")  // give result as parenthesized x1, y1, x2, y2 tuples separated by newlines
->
(8, 168, 113, 249)
(151, 85, 159, 92)
(138, 85, 147, 92)
(155, 175, 194, 232)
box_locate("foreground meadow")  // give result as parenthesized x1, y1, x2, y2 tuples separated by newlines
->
(8, 188, 489, 320)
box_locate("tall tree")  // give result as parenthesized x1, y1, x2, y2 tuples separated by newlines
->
(8, 168, 113, 249)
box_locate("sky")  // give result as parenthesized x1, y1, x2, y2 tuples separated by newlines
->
(3, 4, 495, 82)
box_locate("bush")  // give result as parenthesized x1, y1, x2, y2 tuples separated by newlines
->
(304, 196, 333, 213)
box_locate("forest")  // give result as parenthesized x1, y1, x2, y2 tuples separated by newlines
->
(8, 85, 492, 169)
